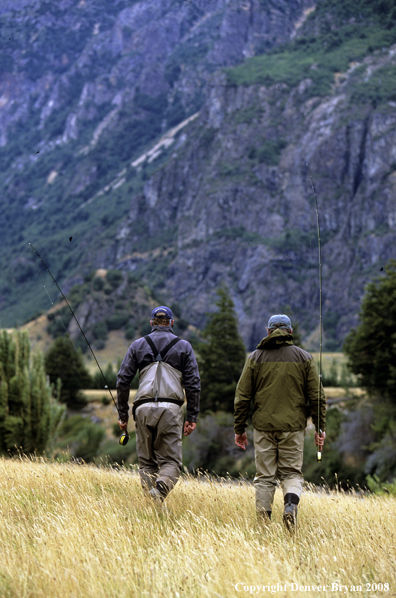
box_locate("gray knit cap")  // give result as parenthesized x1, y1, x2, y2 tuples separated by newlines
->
(267, 314, 292, 330)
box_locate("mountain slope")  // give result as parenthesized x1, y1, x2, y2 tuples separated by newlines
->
(1, 0, 396, 350)
(0, 0, 313, 327)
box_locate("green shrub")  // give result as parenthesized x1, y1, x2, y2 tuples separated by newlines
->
(106, 312, 129, 331)
(106, 270, 123, 287)
(125, 324, 136, 340)
(93, 277, 105, 291)
(92, 321, 108, 341)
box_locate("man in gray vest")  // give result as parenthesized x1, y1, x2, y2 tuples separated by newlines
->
(117, 306, 200, 501)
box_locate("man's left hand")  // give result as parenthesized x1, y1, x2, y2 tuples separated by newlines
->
(118, 419, 128, 431)
(235, 432, 248, 450)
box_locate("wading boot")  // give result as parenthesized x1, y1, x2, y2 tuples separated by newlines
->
(283, 493, 299, 533)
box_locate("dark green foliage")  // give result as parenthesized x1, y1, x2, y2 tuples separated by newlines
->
(350, 64, 396, 107)
(99, 433, 137, 465)
(344, 260, 396, 401)
(93, 277, 105, 291)
(197, 286, 246, 413)
(125, 324, 136, 340)
(183, 412, 255, 478)
(248, 139, 287, 166)
(140, 321, 152, 337)
(344, 259, 396, 482)
(92, 362, 117, 390)
(303, 408, 367, 488)
(105, 270, 124, 288)
(106, 312, 129, 331)
(92, 321, 108, 341)
(0, 330, 65, 455)
(226, 0, 396, 99)
(47, 307, 72, 338)
(44, 337, 91, 408)
(54, 414, 106, 463)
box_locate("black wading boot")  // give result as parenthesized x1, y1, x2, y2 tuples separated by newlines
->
(283, 493, 299, 532)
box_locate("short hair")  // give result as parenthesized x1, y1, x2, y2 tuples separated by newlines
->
(152, 316, 172, 326)
(268, 323, 291, 332)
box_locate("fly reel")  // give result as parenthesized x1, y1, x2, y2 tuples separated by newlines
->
(119, 432, 129, 446)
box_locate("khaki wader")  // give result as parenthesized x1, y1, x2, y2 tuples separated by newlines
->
(253, 429, 305, 513)
(135, 402, 183, 491)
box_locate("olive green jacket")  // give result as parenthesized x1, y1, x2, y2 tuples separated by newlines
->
(234, 329, 326, 434)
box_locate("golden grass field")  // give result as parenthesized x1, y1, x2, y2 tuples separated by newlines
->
(0, 457, 395, 598)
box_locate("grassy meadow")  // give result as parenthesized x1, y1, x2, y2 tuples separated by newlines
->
(0, 457, 394, 598)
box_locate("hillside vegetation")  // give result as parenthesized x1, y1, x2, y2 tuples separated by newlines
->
(0, 457, 394, 598)
(1, 0, 396, 350)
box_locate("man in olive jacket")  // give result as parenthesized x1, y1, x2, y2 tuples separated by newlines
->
(234, 314, 326, 530)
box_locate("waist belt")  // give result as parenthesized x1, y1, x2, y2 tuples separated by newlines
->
(132, 397, 184, 419)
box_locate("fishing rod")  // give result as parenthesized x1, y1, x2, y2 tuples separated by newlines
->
(29, 243, 129, 446)
(306, 165, 324, 463)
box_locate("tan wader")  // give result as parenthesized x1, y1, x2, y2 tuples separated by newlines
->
(135, 402, 183, 492)
(253, 429, 305, 513)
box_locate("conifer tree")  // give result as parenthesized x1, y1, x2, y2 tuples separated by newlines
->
(344, 259, 396, 402)
(344, 260, 396, 481)
(198, 286, 246, 413)
(0, 330, 65, 455)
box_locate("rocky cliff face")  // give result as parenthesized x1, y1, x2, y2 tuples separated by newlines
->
(1, 0, 396, 350)
(111, 50, 396, 349)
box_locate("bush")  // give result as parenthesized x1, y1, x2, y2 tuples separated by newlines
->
(54, 415, 106, 463)
(45, 337, 91, 409)
(92, 277, 105, 291)
(106, 270, 124, 288)
(92, 321, 108, 341)
(106, 312, 129, 331)
(125, 324, 136, 340)
(46, 307, 72, 338)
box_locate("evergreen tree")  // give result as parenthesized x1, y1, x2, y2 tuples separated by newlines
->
(198, 286, 246, 413)
(45, 337, 91, 409)
(344, 260, 396, 481)
(344, 260, 396, 402)
(0, 330, 65, 455)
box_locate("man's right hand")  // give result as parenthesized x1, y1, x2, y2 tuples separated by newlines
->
(315, 430, 326, 448)
(235, 432, 248, 450)
(118, 420, 128, 431)
(184, 421, 196, 436)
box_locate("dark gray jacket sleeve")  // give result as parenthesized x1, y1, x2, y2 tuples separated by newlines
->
(116, 345, 138, 422)
(182, 343, 200, 423)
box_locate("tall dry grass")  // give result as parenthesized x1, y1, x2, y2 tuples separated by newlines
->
(0, 456, 394, 598)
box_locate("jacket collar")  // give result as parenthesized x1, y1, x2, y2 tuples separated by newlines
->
(256, 328, 294, 349)
(151, 325, 175, 334)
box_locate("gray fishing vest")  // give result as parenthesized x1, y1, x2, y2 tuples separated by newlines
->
(132, 336, 185, 416)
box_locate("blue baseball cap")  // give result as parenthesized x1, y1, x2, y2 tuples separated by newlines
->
(151, 306, 174, 320)
(267, 314, 292, 330)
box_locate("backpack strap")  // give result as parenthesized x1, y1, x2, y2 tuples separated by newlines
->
(144, 335, 181, 362)
(144, 335, 159, 359)
(160, 336, 181, 360)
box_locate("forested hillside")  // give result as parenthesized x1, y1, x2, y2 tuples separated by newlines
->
(1, 0, 396, 349)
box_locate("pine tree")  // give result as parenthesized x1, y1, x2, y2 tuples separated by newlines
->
(344, 260, 396, 481)
(198, 286, 246, 413)
(45, 337, 91, 409)
(0, 330, 65, 455)
(344, 259, 396, 402)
